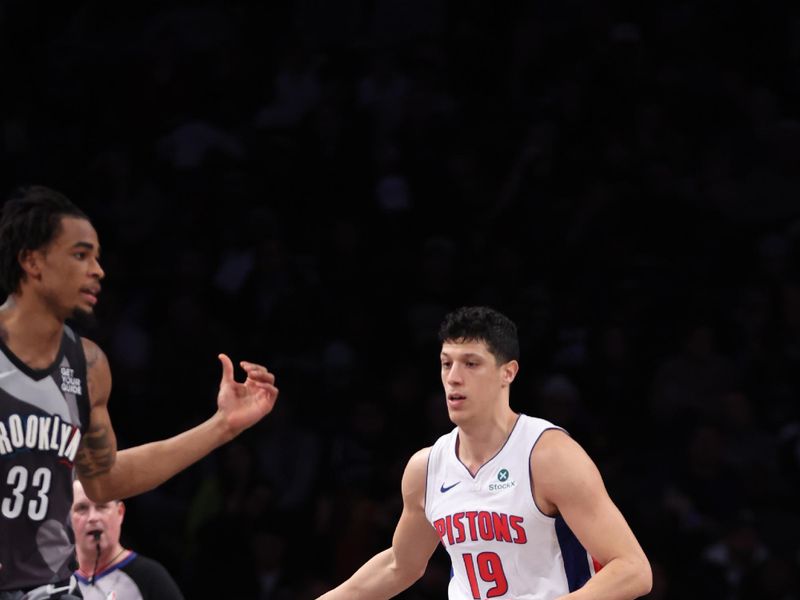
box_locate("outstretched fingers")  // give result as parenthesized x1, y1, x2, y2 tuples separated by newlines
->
(218, 353, 235, 383)
(240, 361, 276, 387)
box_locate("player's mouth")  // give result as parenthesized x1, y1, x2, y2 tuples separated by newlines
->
(447, 393, 466, 407)
(80, 286, 101, 305)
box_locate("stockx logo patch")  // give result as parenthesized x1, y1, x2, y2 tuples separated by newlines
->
(489, 468, 516, 491)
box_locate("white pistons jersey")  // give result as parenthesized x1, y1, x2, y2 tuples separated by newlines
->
(424, 414, 600, 600)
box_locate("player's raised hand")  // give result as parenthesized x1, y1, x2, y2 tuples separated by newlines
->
(216, 353, 278, 437)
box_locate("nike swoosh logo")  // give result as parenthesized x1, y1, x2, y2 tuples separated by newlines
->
(440, 482, 461, 493)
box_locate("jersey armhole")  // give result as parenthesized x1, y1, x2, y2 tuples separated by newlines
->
(423, 445, 434, 515)
(75, 334, 93, 432)
(528, 426, 567, 520)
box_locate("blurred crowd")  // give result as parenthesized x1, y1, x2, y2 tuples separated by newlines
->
(2, 1, 800, 598)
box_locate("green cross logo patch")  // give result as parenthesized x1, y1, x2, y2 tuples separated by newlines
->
(489, 468, 515, 491)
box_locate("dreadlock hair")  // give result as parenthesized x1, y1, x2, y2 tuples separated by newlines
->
(0, 185, 88, 295)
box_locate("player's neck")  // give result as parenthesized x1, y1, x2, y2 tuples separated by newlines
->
(456, 409, 519, 475)
(0, 294, 65, 367)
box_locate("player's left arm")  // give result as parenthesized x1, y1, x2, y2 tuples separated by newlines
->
(76, 338, 278, 502)
(533, 430, 652, 600)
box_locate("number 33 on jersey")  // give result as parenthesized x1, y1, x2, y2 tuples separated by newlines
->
(0, 326, 91, 591)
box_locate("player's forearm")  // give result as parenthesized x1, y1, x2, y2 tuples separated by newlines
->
(318, 548, 424, 600)
(83, 413, 230, 501)
(560, 556, 652, 600)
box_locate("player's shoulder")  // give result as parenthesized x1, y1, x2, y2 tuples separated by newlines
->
(530, 427, 597, 479)
(79, 336, 109, 368)
(79, 336, 112, 403)
(401, 446, 433, 502)
(406, 446, 432, 473)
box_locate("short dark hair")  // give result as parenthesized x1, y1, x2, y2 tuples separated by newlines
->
(438, 306, 520, 364)
(0, 185, 88, 295)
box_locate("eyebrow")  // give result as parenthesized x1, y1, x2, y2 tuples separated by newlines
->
(72, 241, 101, 255)
(440, 352, 484, 360)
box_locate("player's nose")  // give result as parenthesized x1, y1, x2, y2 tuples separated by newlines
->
(92, 258, 105, 280)
(446, 363, 463, 384)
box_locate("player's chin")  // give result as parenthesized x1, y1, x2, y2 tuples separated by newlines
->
(446, 408, 469, 425)
(73, 304, 95, 317)
(79, 302, 96, 313)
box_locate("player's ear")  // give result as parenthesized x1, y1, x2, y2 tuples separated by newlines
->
(501, 360, 519, 386)
(18, 248, 44, 280)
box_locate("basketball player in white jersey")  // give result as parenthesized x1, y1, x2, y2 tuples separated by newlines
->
(318, 306, 651, 599)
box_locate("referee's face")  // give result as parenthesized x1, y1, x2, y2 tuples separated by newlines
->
(71, 480, 124, 556)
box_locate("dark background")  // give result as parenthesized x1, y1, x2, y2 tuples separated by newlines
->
(2, 1, 800, 598)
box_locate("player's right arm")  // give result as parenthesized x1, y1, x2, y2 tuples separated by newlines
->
(317, 448, 441, 600)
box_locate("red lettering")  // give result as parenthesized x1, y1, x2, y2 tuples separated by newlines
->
(510, 515, 527, 544)
(478, 511, 494, 541)
(463, 552, 509, 598)
(445, 514, 455, 545)
(462, 554, 481, 599)
(438, 512, 526, 546)
(492, 512, 512, 543)
(465, 511, 479, 541)
(453, 512, 466, 544)
(433, 518, 447, 542)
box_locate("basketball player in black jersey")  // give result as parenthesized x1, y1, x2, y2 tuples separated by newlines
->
(0, 186, 279, 598)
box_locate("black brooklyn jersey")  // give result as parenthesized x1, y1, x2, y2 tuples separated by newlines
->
(0, 325, 90, 591)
